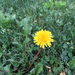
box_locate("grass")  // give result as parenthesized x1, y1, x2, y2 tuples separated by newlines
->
(0, 0, 75, 75)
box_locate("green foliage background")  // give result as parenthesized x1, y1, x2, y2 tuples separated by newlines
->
(0, 0, 75, 75)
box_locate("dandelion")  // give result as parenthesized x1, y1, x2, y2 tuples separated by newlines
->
(28, 29, 54, 70)
(33, 29, 54, 48)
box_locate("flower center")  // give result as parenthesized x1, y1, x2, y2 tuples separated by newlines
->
(40, 34, 46, 43)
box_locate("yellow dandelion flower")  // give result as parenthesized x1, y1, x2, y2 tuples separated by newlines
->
(33, 29, 54, 49)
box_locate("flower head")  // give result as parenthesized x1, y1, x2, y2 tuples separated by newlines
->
(33, 29, 54, 48)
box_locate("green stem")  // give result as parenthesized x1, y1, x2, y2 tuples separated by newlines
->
(43, 48, 45, 56)
(24, 43, 26, 57)
(24, 35, 27, 57)
(28, 47, 42, 70)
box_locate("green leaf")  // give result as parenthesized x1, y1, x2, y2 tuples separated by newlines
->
(11, 14, 16, 20)
(63, 44, 67, 49)
(62, 51, 67, 56)
(0, 53, 3, 58)
(0, 11, 5, 24)
(53, 65, 64, 74)
(34, 63, 43, 75)
(45, 55, 50, 62)
(20, 17, 32, 35)
(49, 0, 54, 6)
(13, 62, 19, 67)
(43, 3, 50, 8)
(4, 64, 11, 72)
(3, 56, 6, 64)
(55, 1, 66, 7)
(16, 72, 22, 75)
(43, 0, 54, 8)
(50, 60, 54, 64)
(7, 59, 15, 62)
(12, 41, 21, 46)
(68, 52, 73, 58)
(0, 65, 3, 71)
(68, 59, 75, 69)
(63, 35, 66, 41)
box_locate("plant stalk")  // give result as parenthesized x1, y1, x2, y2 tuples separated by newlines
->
(27, 47, 42, 70)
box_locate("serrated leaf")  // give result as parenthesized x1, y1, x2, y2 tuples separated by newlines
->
(20, 17, 32, 35)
